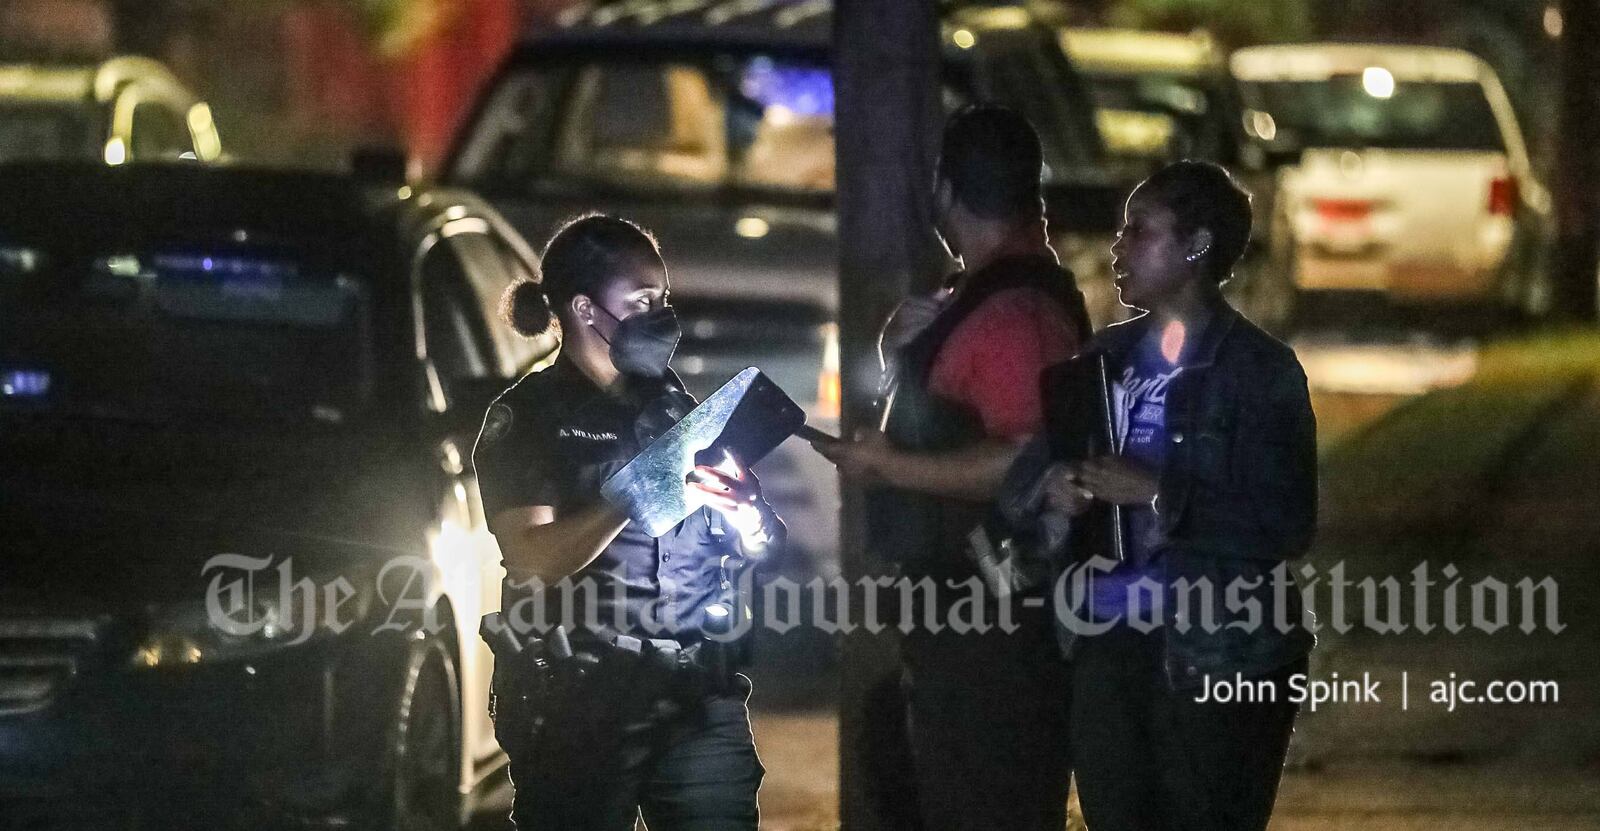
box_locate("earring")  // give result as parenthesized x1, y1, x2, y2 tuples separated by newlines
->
(1186, 246, 1211, 263)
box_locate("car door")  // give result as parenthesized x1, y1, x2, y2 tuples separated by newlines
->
(412, 216, 512, 774)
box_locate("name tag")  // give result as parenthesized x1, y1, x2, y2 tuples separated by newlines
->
(559, 427, 620, 442)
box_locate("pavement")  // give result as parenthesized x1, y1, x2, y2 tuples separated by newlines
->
(1276, 330, 1600, 829)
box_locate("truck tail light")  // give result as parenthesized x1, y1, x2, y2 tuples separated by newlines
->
(1312, 198, 1374, 223)
(1488, 176, 1518, 216)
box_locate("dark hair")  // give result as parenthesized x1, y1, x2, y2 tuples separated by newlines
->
(1137, 160, 1253, 283)
(936, 105, 1044, 221)
(501, 213, 664, 338)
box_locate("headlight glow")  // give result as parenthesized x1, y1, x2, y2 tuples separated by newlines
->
(131, 598, 305, 668)
(0, 245, 44, 275)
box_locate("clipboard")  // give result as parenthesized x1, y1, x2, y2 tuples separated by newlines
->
(1042, 353, 1128, 563)
(1094, 353, 1128, 563)
(600, 367, 806, 538)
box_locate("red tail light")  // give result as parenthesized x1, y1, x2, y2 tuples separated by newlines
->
(1488, 176, 1518, 216)
(1312, 198, 1373, 222)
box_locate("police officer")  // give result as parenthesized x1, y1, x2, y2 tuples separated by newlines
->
(473, 214, 782, 831)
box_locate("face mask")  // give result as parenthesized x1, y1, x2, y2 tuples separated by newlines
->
(590, 302, 681, 379)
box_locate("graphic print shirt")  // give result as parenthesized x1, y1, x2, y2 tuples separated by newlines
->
(1089, 326, 1186, 622)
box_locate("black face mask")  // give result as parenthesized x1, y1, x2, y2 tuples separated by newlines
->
(590, 302, 681, 379)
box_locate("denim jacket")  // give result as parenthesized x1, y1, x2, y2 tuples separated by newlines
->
(1049, 304, 1318, 688)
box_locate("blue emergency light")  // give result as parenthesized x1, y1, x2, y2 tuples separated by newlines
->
(1, 369, 51, 399)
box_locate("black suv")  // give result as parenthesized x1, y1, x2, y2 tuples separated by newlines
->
(0, 161, 540, 829)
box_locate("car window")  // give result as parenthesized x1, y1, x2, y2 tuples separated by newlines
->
(0, 248, 373, 425)
(551, 57, 834, 194)
(731, 60, 837, 191)
(131, 100, 194, 160)
(1082, 72, 1228, 162)
(1238, 77, 1504, 153)
(440, 225, 548, 374)
(970, 36, 1102, 181)
(419, 240, 495, 403)
(451, 70, 566, 186)
(555, 62, 729, 188)
(457, 42, 1103, 197)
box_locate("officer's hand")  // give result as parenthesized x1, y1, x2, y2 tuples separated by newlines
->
(688, 450, 773, 542)
(1077, 455, 1159, 506)
(1042, 463, 1094, 517)
(811, 428, 891, 485)
(688, 450, 762, 511)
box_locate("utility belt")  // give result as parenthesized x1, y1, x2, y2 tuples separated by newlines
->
(480, 613, 742, 704)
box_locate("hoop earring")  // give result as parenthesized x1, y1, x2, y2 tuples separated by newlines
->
(1186, 246, 1211, 263)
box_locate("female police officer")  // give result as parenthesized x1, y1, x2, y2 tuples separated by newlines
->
(473, 214, 782, 830)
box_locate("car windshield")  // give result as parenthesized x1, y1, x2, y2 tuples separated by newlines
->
(0, 245, 374, 426)
(1238, 77, 1504, 152)
(455, 46, 1098, 198)
(0, 101, 94, 162)
(1082, 71, 1223, 161)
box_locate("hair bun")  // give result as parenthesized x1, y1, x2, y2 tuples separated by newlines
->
(502, 281, 555, 338)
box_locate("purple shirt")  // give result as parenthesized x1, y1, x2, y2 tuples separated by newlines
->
(1088, 329, 1184, 622)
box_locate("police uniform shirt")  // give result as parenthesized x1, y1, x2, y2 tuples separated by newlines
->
(472, 358, 737, 639)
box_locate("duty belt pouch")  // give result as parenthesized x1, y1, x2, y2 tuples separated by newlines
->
(480, 613, 521, 718)
(481, 614, 576, 730)
(481, 612, 546, 755)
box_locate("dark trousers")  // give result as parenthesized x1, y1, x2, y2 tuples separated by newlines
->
(902, 615, 1074, 831)
(494, 660, 763, 831)
(1071, 626, 1303, 831)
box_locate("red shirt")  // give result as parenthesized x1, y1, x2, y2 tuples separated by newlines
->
(927, 287, 1081, 442)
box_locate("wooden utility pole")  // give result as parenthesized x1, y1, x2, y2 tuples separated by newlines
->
(833, 1, 942, 828)
(1552, 0, 1600, 321)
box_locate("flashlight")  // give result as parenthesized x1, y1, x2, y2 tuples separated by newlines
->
(704, 602, 733, 636)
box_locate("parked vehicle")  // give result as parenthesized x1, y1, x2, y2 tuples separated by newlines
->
(444, 2, 1127, 571)
(1231, 44, 1552, 323)
(1059, 28, 1241, 168)
(0, 57, 223, 165)
(0, 160, 542, 828)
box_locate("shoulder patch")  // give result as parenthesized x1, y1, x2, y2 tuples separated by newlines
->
(480, 403, 515, 445)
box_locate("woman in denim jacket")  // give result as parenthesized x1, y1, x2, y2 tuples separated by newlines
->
(1041, 161, 1317, 831)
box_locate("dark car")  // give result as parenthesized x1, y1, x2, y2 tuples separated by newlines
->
(443, 1, 1127, 573)
(0, 161, 543, 828)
